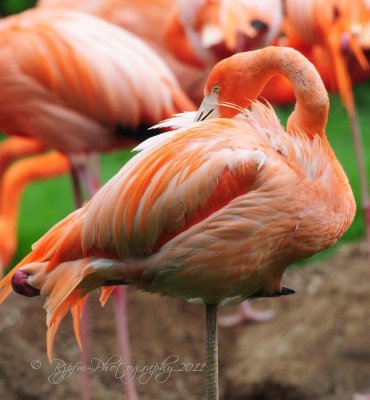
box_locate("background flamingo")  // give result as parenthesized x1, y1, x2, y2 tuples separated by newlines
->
(37, 0, 284, 104)
(282, 0, 370, 246)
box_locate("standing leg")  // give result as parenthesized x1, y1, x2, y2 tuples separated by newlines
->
(80, 296, 91, 400)
(206, 304, 219, 400)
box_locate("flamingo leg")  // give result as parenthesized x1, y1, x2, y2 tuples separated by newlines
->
(206, 304, 219, 400)
(69, 153, 101, 204)
(348, 109, 370, 246)
(87, 153, 101, 194)
(69, 156, 94, 400)
(80, 296, 91, 400)
(113, 287, 138, 400)
(69, 163, 84, 208)
(218, 301, 275, 327)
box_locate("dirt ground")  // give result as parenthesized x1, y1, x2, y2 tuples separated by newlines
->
(0, 241, 370, 400)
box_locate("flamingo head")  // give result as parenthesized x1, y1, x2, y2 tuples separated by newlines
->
(195, 51, 264, 121)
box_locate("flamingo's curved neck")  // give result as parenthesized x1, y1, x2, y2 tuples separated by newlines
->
(220, 47, 329, 137)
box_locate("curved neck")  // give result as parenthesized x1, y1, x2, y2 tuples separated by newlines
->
(219, 47, 329, 137)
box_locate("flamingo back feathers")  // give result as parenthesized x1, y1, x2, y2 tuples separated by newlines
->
(0, 9, 193, 152)
(80, 118, 267, 258)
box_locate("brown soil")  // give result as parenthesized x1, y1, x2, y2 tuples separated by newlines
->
(0, 241, 369, 400)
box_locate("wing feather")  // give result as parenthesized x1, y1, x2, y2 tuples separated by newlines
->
(81, 118, 267, 257)
(0, 117, 270, 278)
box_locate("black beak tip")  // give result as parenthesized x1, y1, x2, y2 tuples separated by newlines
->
(11, 270, 40, 297)
(280, 286, 295, 296)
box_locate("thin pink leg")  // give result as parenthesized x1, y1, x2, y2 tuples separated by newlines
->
(69, 158, 93, 400)
(348, 104, 370, 251)
(70, 162, 84, 208)
(218, 301, 275, 327)
(113, 286, 138, 400)
(81, 297, 91, 400)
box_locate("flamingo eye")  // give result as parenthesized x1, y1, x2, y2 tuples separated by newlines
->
(251, 19, 268, 32)
(212, 86, 221, 94)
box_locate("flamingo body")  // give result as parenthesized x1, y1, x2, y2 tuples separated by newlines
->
(0, 47, 355, 361)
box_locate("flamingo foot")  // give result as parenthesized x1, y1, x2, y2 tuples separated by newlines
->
(353, 395, 370, 400)
(218, 301, 275, 327)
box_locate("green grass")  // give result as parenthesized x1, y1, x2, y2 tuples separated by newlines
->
(0, 0, 36, 16)
(8, 81, 370, 267)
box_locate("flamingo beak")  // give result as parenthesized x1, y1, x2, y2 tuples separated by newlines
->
(341, 30, 369, 70)
(194, 92, 220, 122)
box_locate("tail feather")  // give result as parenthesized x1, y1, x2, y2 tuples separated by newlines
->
(0, 199, 131, 360)
(47, 290, 85, 362)
(21, 258, 101, 361)
(71, 295, 88, 350)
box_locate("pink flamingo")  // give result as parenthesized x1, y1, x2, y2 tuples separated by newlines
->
(0, 46, 355, 399)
